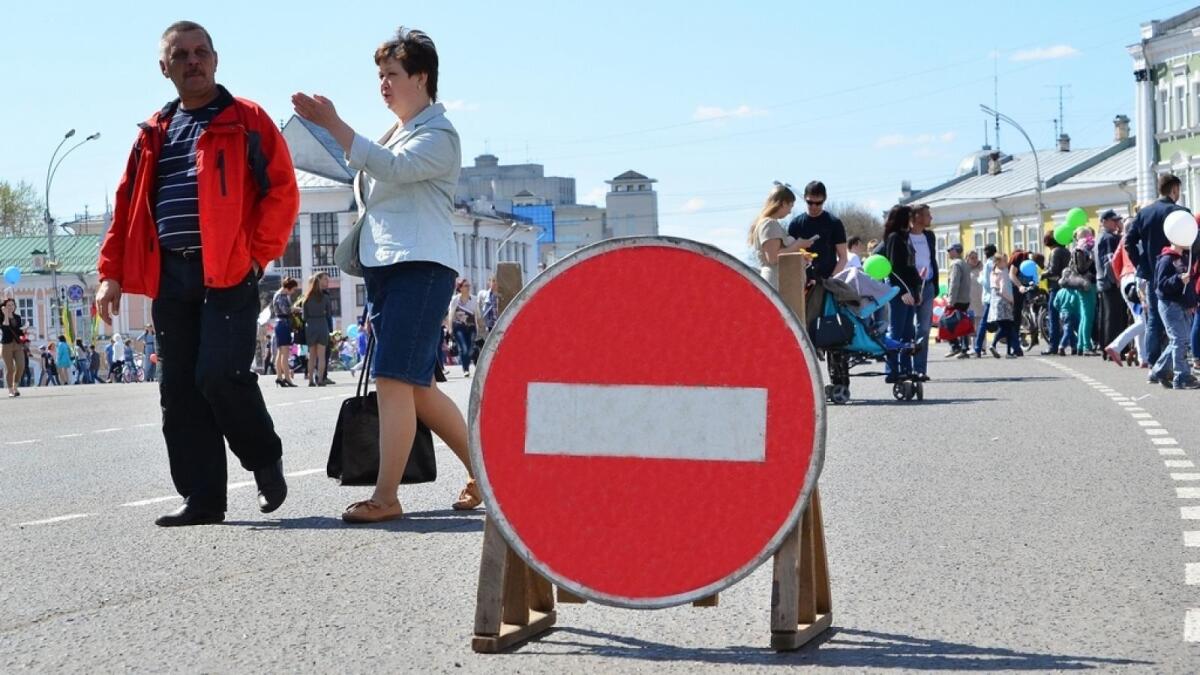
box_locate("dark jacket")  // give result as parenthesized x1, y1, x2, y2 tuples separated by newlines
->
(1045, 245, 1070, 291)
(883, 231, 922, 300)
(1155, 247, 1196, 309)
(1096, 230, 1121, 291)
(1125, 198, 1189, 280)
(0, 312, 23, 344)
(97, 85, 300, 297)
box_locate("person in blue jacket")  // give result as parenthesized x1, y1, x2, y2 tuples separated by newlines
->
(1148, 241, 1199, 389)
(1125, 173, 1190, 367)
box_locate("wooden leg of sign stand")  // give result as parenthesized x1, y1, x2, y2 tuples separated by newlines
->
(770, 488, 832, 651)
(472, 518, 557, 653)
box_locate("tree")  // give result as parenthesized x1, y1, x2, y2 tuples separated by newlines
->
(0, 181, 43, 236)
(829, 201, 883, 246)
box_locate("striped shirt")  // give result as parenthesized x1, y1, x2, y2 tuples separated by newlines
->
(155, 100, 228, 250)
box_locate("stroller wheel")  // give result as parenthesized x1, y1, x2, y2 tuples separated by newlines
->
(830, 384, 851, 405)
(914, 382, 924, 401)
(892, 382, 906, 401)
(824, 384, 834, 402)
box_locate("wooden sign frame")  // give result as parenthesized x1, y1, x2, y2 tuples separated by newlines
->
(471, 250, 831, 653)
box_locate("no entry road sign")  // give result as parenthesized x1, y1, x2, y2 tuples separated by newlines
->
(469, 237, 824, 608)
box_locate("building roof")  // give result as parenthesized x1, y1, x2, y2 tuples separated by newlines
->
(512, 190, 535, 198)
(1148, 6, 1200, 37)
(612, 170, 649, 181)
(1044, 145, 1136, 194)
(296, 169, 350, 189)
(0, 234, 102, 275)
(904, 139, 1134, 206)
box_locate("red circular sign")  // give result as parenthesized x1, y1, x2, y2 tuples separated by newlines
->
(470, 237, 824, 608)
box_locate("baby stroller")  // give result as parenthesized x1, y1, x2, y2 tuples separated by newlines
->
(810, 270, 925, 404)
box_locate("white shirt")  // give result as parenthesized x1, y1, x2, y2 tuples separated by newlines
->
(909, 233, 931, 280)
(846, 252, 863, 269)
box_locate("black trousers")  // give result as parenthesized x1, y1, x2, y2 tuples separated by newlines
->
(1097, 285, 1128, 349)
(152, 255, 282, 511)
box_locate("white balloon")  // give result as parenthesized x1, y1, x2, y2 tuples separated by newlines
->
(1163, 210, 1198, 247)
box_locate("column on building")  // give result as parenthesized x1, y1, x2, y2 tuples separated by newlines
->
(1135, 68, 1156, 204)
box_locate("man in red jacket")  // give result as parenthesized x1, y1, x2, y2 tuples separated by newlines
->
(95, 21, 300, 527)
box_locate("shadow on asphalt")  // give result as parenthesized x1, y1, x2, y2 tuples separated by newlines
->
(835, 398, 998, 407)
(521, 626, 1151, 670)
(223, 509, 485, 533)
(931, 376, 1061, 384)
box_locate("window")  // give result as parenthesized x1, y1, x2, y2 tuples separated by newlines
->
(1012, 226, 1024, 254)
(1177, 85, 1188, 130)
(1025, 224, 1043, 253)
(328, 292, 341, 321)
(972, 223, 998, 259)
(355, 284, 365, 307)
(483, 236, 492, 269)
(17, 298, 34, 336)
(277, 222, 301, 267)
(310, 213, 338, 267)
(1159, 89, 1170, 134)
(1193, 82, 1200, 128)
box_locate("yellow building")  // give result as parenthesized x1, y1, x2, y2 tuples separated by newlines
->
(900, 119, 1136, 281)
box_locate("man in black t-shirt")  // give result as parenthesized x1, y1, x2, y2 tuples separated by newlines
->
(786, 181, 848, 280)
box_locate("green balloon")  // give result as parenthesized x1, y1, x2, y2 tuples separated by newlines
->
(1065, 207, 1088, 230)
(863, 254, 892, 280)
(1054, 223, 1074, 246)
(939, 282, 948, 297)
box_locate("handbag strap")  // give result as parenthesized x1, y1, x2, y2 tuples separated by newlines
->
(357, 304, 373, 399)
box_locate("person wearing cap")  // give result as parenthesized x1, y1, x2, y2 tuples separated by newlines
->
(1095, 209, 1127, 357)
(944, 242, 971, 357)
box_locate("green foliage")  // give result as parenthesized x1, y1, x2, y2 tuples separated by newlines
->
(0, 181, 42, 236)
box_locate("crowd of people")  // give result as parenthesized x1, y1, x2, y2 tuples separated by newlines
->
(0, 300, 158, 397)
(751, 173, 1200, 390)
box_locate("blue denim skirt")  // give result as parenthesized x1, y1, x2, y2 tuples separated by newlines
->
(363, 261, 457, 386)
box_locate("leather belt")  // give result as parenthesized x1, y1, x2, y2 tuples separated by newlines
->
(163, 247, 203, 260)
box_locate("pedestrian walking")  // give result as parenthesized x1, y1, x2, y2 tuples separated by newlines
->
(966, 249, 984, 320)
(477, 276, 501, 335)
(271, 277, 299, 386)
(300, 272, 332, 387)
(1071, 228, 1099, 354)
(1148, 241, 1199, 388)
(1, 299, 25, 397)
(74, 339, 91, 384)
(907, 204, 938, 378)
(139, 324, 157, 382)
(987, 253, 1018, 358)
(1041, 232, 1071, 354)
(944, 243, 971, 357)
(19, 339, 33, 388)
(95, 20, 298, 526)
(1095, 211, 1128, 358)
(40, 345, 58, 386)
(55, 335, 72, 384)
(749, 183, 813, 289)
(881, 205, 919, 381)
(447, 279, 482, 377)
(88, 345, 101, 384)
(293, 25, 482, 522)
(973, 244, 998, 357)
(107, 333, 124, 382)
(1125, 174, 1190, 367)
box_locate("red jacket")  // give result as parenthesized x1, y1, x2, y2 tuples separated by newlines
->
(98, 87, 299, 297)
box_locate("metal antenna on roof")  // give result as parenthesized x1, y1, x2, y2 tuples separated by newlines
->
(993, 50, 1000, 152)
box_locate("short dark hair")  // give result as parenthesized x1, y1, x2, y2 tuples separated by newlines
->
(1043, 232, 1057, 248)
(847, 236, 862, 249)
(1160, 173, 1182, 197)
(374, 27, 439, 102)
(281, 277, 299, 290)
(803, 181, 826, 199)
(984, 244, 997, 258)
(161, 21, 214, 55)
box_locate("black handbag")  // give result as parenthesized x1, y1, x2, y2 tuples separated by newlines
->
(809, 313, 855, 349)
(326, 332, 438, 486)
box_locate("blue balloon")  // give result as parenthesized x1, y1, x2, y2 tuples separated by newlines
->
(2, 266, 19, 285)
(1019, 260, 1038, 282)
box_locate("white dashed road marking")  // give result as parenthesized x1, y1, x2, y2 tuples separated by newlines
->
(121, 495, 180, 508)
(1185, 532, 1200, 547)
(1187, 563, 1200, 585)
(14, 513, 94, 527)
(1186, 609, 1200, 642)
(1184, 507, 1200, 520)
(93, 428, 122, 434)
(1177, 488, 1200, 499)
(6, 440, 38, 446)
(1172, 474, 1200, 481)
(1167, 460, 1196, 468)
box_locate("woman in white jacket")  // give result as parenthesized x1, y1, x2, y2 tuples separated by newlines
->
(294, 27, 481, 523)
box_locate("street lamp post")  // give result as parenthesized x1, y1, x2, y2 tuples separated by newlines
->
(44, 129, 99, 338)
(980, 104, 1043, 213)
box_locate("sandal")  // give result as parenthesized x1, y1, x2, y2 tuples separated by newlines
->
(342, 498, 403, 523)
(452, 479, 483, 511)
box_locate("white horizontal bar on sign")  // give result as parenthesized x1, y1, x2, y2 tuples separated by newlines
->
(524, 383, 767, 463)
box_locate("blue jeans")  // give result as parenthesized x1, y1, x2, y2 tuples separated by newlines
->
(452, 324, 476, 374)
(1151, 300, 1193, 384)
(974, 300, 990, 354)
(1145, 284, 1166, 366)
(1058, 307, 1077, 352)
(1046, 289, 1063, 351)
(913, 279, 936, 374)
(145, 347, 156, 382)
(1191, 310, 1200, 360)
(886, 295, 916, 377)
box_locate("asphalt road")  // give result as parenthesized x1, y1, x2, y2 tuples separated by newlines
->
(1, 352, 1198, 673)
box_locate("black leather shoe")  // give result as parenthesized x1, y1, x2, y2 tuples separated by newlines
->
(254, 460, 288, 513)
(155, 502, 225, 527)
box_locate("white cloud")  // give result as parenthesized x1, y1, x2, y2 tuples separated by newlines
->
(692, 104, 768, 121)
(443, 99, 480, 113)
(682, 197, 706, 213)
(874, 131, 958, 150)
(581, 187, 607, 206)
(1010, 45, 1079, 62)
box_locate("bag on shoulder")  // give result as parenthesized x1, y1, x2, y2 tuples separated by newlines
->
(808, 312, 855, 349)
(327, 332, 437, 486)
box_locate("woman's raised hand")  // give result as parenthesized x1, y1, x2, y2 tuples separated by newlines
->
(292, 93, 341, 130)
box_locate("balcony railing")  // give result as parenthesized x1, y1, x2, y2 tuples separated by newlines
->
(314, 265, 341, 279)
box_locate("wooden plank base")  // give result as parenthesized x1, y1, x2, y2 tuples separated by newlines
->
(770, 613, 833, 651)
(472, 610, 557, 653)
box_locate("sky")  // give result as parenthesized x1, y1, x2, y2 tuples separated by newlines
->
(2, 0, 1197, 258)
